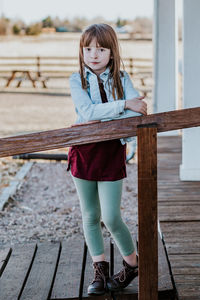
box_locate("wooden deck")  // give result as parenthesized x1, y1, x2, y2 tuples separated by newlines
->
(0, 235, 174, 300)
(158, 136, 200, 300)
(0, 135, 199, 299)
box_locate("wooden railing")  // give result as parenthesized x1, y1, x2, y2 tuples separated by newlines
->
(1, 106, 200, 300)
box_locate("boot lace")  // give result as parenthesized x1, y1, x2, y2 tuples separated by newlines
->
(113, 264, 138, 283)
(92, 264, 107, 288)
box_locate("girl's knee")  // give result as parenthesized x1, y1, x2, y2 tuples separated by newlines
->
(102, 213, 121, 232)
(83, 211, 101, 226)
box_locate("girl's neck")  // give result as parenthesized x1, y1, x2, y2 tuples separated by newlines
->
(85, 64, 107, 76)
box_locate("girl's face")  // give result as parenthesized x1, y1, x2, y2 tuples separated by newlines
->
(83, 38, 111, 75)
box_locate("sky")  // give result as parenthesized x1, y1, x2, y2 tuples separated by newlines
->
(0, 0, 154, 23)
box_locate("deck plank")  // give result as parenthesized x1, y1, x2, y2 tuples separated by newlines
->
(0, 247, 12, 277)
(50, 239, 84, 300)
(0, 237, 175, 300)
(20, 242, 60, 300)
(158, 136, 200, 300)
(165, 242, 200, 255)
(0, 244, 36, 300)
(158, 205, 200, 222)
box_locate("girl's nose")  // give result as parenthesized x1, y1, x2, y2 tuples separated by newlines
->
(91, 49, 98, 58)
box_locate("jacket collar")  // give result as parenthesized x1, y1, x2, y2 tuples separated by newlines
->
(84, 65, 110, 80)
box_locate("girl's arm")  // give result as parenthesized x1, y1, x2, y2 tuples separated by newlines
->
(101, 71, 146, 121)
(69, 73, 126, 122)
(111, 72, 147, 145)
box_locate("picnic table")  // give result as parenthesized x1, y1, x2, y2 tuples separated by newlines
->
(5, 70, 47, 88)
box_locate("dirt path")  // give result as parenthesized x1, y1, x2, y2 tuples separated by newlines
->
(0, 93, 76, 138)
(0, 92, 76, 193)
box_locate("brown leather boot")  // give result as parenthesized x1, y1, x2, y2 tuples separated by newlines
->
(87, 261, 109, 295)
(107, 258, 138, 292)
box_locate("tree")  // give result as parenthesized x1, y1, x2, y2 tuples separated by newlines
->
(116, 18, 127, 28)
(13, 24, 20, 35)
(0, 17, 10, 35)
(42, 16, 54, 28)
(26, 22, 42, 35)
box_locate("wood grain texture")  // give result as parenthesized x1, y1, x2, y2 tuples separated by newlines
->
(0, 107, 200, 157)
(0, 238, 175, 300)
(0, 247, 12, 277)
(20, 242, 60, 300)
(157, 136, 200, 300)
(0, 244, 37, 300)
(50, 239, 84, 300)
(137, 126, 158, 300)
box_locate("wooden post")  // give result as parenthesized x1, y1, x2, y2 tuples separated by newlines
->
(137, 124, 158, 300)
(37, 56, 41, 77)
(129, 58, 133, 76)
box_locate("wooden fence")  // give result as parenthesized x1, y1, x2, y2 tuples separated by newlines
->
(0, 106, 200, 299)
(0, 56, 152, 78)
(0, 56, 153, 95)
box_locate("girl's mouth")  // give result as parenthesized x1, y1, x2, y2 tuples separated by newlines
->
(91, 62, 99, 64)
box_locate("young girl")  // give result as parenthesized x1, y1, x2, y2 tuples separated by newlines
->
(67, 23, 147, 295)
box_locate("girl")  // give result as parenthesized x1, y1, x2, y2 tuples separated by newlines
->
(67, 23, 147, 295)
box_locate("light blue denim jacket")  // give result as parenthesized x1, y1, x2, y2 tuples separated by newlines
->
(69, 66, 142, 144)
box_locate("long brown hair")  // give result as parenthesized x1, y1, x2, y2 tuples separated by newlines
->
(79, 23, 124, 100)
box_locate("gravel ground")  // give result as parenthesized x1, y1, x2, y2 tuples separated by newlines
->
(0, 161, 138, 247)
(0, 157, 24, 191)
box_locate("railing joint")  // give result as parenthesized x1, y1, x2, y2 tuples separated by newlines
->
(137, 122, 158, 128)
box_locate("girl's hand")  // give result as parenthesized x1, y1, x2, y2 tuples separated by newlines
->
(125, 96, 147, 115)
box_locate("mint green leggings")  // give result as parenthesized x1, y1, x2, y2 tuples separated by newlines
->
(71, 175, 135, 257)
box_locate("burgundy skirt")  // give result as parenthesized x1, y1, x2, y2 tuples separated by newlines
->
(67, 139, 127, 181)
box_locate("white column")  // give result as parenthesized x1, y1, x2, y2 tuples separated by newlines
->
(153, 0, 178, 116)
(180, 0, 200, 181)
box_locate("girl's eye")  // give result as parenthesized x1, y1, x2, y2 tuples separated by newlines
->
(99, 48, 105, 52)
(86, 48, 91, 51)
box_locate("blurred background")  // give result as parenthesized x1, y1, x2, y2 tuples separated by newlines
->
(0, 0, 183, 188)
(0, 0, 183, 137)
